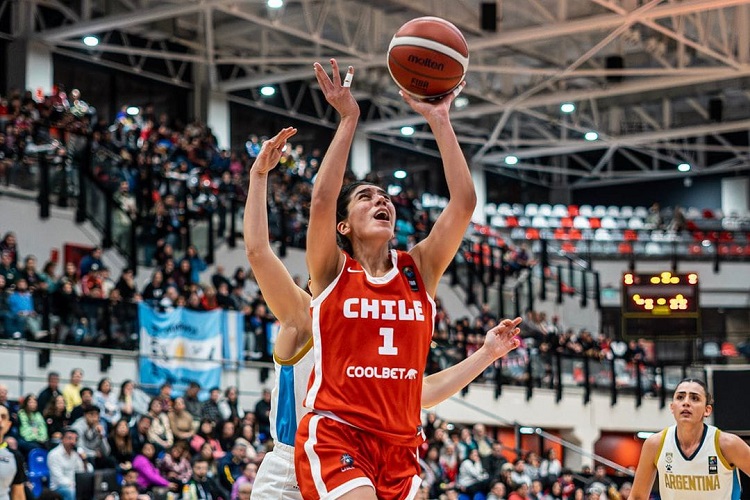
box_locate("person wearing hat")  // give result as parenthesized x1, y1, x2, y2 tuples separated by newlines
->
(70, 405, 113, 469)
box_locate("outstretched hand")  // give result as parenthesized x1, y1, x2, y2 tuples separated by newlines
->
(313, 59, 360, 119)
(482, 316, 522, 360)
(250, 127, 298, 175)
(400, 81, 466, 123)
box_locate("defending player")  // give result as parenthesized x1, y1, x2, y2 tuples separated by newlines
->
(630, 378, 750, 500)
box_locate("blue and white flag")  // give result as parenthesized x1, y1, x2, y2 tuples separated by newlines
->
(222, 309, 246, 369)
(138, 303, 223, 395)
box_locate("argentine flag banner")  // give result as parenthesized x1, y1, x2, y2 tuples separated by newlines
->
(138, 302, 223, 395)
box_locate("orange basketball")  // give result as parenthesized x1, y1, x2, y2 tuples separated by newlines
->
(387, 16, 469, 99)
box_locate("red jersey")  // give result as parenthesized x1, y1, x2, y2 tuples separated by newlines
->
(305, 250, 435, 447)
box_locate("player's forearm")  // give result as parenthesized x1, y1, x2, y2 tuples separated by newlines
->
(431, 119, 476, 214)
(243, 171, 271, 258)
(310, 115, 359, 204)
(422, 346, 495, 408)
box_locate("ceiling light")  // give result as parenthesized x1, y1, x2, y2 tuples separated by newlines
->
(519, 427, 537, 435)
(400, 126, 415, 136)
(677, 163, 691, 172)
(126, 106, 140, 116)
(584, 131, 599, 141)
(504, 155, 519, 166)
(260, 86, 276, 97)
(394, 170, 407, 179)
(560, 102, 576, 113)
(636, 431, 655, 440)
(454, 96, 469, 109)
(267, 0, 283, 7)
(82, 36, 99, 47)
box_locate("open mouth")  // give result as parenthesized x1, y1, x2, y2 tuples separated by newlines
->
(374, 210, 390, 221)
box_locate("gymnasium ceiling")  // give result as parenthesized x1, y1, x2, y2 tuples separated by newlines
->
(6, 0, 750, 188)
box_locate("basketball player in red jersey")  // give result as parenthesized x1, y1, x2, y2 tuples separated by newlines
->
(295, 59, 513, 500)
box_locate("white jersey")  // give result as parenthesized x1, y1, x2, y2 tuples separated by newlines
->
(656, 424, 741, 500)
(268, 338, 314, 446)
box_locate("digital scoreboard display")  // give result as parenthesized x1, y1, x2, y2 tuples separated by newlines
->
(621, 271, 700, 339)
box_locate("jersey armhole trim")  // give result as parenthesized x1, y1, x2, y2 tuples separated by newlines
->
(654, 429, 668, 468)
(715, 428, 733, 470)
(273, 336, 313, 365)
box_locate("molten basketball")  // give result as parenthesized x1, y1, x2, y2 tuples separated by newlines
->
(387, 16, 469, 99)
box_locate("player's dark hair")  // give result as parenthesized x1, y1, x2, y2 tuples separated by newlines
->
(675, 378, 713, 405)
(335, 181, 378, 257)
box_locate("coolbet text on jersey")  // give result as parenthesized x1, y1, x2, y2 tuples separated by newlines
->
(305, 249, 436, 447)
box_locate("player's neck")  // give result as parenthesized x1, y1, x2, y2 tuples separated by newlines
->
(352, 245, 393, 276)
(676, 421, 706, 451)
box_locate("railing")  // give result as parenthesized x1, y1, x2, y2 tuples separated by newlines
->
(451, 236, 601, 318)
(427, 341, 706, 409)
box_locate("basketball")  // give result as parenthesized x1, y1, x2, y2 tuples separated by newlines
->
(387, 16, 469, 99)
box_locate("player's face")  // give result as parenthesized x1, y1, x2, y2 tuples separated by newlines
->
(339, 185, 396, 242)
(670, 381, 711, 423)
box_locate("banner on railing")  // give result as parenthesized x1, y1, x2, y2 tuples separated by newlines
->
(138, 303, 245, 395)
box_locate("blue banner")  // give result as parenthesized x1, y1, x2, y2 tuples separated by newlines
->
(222, 309, 246, 369)
(139, 303, 225, 395)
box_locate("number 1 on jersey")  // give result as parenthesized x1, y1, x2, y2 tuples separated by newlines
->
(378, 327, 398, 356)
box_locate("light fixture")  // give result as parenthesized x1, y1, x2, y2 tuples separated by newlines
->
(394, 170, 407, 179)
(560, 102, 576, 113)
(82, 36, 99, 47)
(260, 86, 276, 97)
(454, 96, 469, 109)
(267, 0, 283, 7)
(677, 163, 691, 172)
(636, 431, 656, 440)
(126, 106, 140, 116)
(504, 155, 519, 166)
(584, 131, 599, 141)
(519, 427, 536, 435)
(400, 126, 415, 136)
(387, 184, 402, 196)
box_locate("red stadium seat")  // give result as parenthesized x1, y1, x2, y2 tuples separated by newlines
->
(505, 216, 518, 228)
(525, 228, 540, 240)
(618, 242, 633, 254)
(561, 242, 576, 253)
(560, 217, 573, 228)
(568, 205, 579, 216)
(689, 244, 702, 255)
(624, 230, 638, 241)
(569, 229, 582, 240)
(589, 218, 601, 229)
(554, 228, 568, 240)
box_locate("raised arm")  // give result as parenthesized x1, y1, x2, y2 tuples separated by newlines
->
(630, 431, 662, 500)
(422, 317, 521, 408)
(243, 127, 311, 359)
(306, 59, 360, 297)
(406, 84, 477, 297)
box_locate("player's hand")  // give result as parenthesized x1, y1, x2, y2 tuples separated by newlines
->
(481, 316, 522, 360)
(250, 127, 298, 175)
(400, 81, 466, 123)
(313, 59, 360, 119)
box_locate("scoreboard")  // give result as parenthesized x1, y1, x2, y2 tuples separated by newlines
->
(621, 271, 701, 339)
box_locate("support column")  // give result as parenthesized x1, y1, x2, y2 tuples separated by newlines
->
(470, 163, 487, 224)
(568, 424, 600, 471)
(351, 131, 371, 179)
(25, 41, 54, 96)
(207, 91, 230, 150)
(5, 0, 36, 92)
(192, 62, 208, 122)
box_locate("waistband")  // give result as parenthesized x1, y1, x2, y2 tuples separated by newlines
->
(270, 439, 294, 459)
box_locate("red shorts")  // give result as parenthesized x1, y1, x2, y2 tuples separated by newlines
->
(294, 413, 422, 500)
